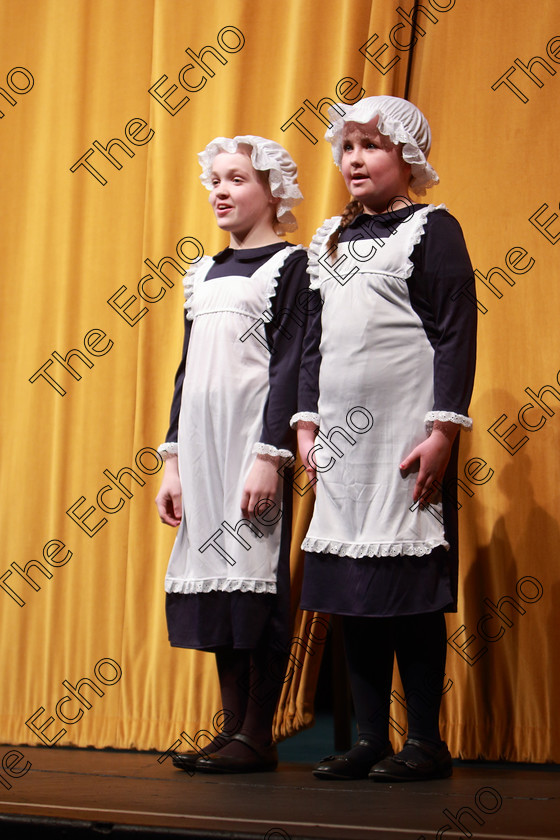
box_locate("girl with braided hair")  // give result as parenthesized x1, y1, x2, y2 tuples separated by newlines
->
(293, 96, 477, 782)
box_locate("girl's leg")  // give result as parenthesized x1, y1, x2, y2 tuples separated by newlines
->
(342, 615, 396, 752)
(212, 647, 250, 748)
(313, 615, 395, 779)
(394, 609, 447, 746)
(210, 641, 289, 759)
(206, 494, 292, 764)
(368, 610, 452, 781)
(172, 646, 246, 770)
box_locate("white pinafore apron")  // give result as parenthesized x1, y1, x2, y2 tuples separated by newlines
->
(302, 205, 449, 558)
(165, 247, 300, 594)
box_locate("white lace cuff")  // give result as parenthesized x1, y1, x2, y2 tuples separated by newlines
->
(290, 411, 320, 429)
(425, 411, 472, 433)
(157, 442, 178, 460)
(252, 442, 293, 460)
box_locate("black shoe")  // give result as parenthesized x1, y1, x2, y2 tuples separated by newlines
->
(313, 739, 394, 780)
(171, 735, 233, 772)
(195, 733, 278, 774)
(172, 751, 204, 772)
(368, 737, 452, 782)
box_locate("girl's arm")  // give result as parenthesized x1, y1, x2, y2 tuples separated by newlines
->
(241, 455, 281, 517)
(155, 313, 192, 525)
(400, 420, 459, 503)
(293, 283, 322, 493)
(297, 422, 319, 493)
(402, 210, 478, 502)
(291, 280, 322, 494)
(291, 222, 328, 493)
(155, 455, 182, 526)
(242, 248, 314, 512)
(162, 312, 192, 446)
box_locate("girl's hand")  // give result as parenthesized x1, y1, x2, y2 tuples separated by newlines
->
(297, 422, 319, 495)
(241, 455, 279, 517)
(400, 422, 459, 504)
(155, 456, 183, 526)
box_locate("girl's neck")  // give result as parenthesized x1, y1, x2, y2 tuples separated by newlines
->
(229, 230, 284, 250)
(361, 193, 413, 216)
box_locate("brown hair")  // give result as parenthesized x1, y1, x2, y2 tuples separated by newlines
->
(326, 198, 364, 257)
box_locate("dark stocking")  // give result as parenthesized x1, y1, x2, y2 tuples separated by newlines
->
(342, 615, 396, 758)
(185, 647, 247, 754)
(394, 610, 447, 747)
(211, 642, 289, 759)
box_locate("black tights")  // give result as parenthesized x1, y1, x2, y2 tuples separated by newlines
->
(342, 610, 448, 748)
(207, 642, 289, 757)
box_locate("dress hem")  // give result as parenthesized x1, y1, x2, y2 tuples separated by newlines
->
(298, 601, 457, 617)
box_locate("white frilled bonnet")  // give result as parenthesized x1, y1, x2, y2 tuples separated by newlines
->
(198, 135, 303, 233)
(325, 96, 439, 194)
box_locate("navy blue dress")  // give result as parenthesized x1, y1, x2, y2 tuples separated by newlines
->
(297, 206, 477, 618)
(163, 243, 310, 650)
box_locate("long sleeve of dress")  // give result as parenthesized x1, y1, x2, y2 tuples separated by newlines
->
(407, 209, 477, 429)
(157, 313, 192, 458)
(289, 286, 322, 429)
(255, 248, 311, 457)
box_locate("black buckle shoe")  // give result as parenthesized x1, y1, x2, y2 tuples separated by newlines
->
(313, 739, 394, 780)
(368, 738, 452, 782)
(195, 732, 278, 774)
(172, 734, 232, 772)
(172, 751, 205, 772)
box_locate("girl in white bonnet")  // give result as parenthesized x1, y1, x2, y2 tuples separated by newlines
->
(295, 96, 477, 781)
(156, 136, 308, 774)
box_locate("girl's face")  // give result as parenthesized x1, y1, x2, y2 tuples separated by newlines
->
(209, 149, 278, 244)
(341, 118, 412, 214)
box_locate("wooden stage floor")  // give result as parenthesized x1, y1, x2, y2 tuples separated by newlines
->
(1, 744, 559, 840)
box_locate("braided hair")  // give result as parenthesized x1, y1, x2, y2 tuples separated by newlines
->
(326, 198, 364, 256)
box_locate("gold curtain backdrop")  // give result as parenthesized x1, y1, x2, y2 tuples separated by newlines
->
(1, 0, 559, 764)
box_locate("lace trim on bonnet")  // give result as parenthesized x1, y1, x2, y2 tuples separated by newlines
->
(197, 135, 303, 233)
(325, 96, 439, 195)
(370, 112, 438, 194)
